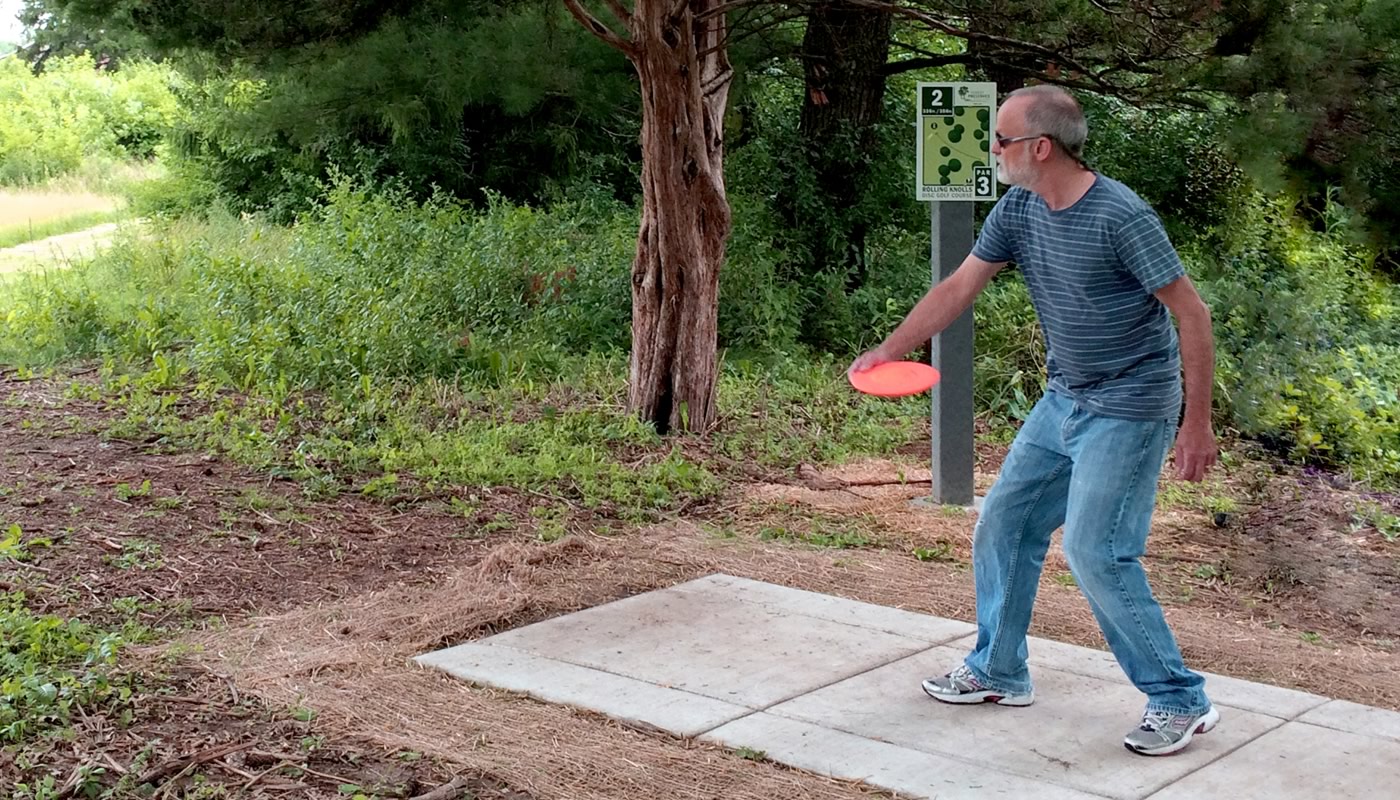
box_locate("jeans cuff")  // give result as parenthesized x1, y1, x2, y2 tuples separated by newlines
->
(964, 660, 1033, 695)
(1144, 702, 1213, 717)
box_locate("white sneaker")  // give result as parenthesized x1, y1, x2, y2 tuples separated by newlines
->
(921, 664, 1035, 707)
(1124, 706, 1220, 756)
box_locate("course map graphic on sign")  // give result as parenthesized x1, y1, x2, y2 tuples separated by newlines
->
(917, 82, 997, 202)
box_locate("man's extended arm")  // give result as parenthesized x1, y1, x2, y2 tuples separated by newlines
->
(848, 254, 1005, 374)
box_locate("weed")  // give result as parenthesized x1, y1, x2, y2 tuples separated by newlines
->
(735, 746, 768, 762)
(759, 522, 875, 550)
(1157, 480, 1239, 515)
(360, 473, 401, 500)
(301, 734, 327, 751)
(153, 495, 187, 510)
(1351, 500, 1400, 543)
(704, 523, 739, 540)
(0, 592, 128, 743)
(1192, 562, 1234, 586)
(481, 513, 516, 535)
(236, 487, 290, 513)
(531, 505, 569, 543)
(114, 479, 153, 502)
(912, 540, 956, 563)
(448, 496, 480, 518)
(2, 523, 29, 561)
(104, 538, 163, 571)
(290, 705, 317, 723)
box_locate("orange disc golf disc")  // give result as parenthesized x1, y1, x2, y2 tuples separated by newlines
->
(848, 361, 941, 397)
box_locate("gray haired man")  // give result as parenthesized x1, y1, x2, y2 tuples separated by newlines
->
(850, 85, 1219, 756)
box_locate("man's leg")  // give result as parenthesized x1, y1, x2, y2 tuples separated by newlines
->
(1060, 408, 1214, 754)
(925, 392, 1073, 704)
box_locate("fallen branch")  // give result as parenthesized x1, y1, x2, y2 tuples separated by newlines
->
(134, 740, 256, 790)
(836, 477, 933, 487)
(295, 764, 362, 787)
(411, 775, 476, 800)
(796, 463, 932, 491)
(1, 558, 52, 573)
(212, 760, 257, 781)
(240, 760, 297, 792)
(102, 752, 129, 775)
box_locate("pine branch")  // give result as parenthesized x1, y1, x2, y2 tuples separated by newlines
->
(881, 54, 968, 76)
(696, 0, 796, 21)
(699, 7, 807, 57)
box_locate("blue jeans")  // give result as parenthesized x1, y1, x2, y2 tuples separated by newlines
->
(964, 390, 1211, 715)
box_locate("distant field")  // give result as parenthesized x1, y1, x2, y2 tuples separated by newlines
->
(0, 188, 126, 248)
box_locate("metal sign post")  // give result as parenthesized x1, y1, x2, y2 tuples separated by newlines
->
(915, 82, 997, 507)
(929, 202, 977, 505)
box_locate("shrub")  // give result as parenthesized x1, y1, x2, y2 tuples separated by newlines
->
(0, 55, 180, 185)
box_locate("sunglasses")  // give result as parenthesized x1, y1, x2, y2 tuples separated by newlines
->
(995, 133, 1047, 148)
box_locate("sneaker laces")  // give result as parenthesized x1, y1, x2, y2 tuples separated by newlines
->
(1138, 710, 1173, 732)
(949, 665, 984, 690)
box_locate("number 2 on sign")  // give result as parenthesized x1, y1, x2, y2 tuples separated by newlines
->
(930, 89, 943, 106)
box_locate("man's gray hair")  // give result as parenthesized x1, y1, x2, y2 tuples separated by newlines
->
(1007, 84, 1088, 161)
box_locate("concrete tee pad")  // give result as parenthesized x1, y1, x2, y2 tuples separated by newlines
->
(417, 573, 1400, 799)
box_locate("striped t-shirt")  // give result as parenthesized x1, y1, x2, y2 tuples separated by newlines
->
(972, 174, 1186, 421)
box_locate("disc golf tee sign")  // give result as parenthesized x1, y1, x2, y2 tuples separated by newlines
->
(917, 82, 997, 202)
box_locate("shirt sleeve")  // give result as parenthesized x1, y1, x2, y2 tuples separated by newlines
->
(971, 194, 1016, 264)
(1113, 210, 1186, 293)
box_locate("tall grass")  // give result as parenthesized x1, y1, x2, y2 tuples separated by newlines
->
(0, 185, 926, 513)
(3, 184, 1398, 487)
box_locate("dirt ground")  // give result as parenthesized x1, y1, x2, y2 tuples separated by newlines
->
(4, 371, 1399, 799)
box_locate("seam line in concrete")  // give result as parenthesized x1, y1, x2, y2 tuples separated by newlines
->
(741, 709, 1122, 800)
(755, 643, 941, 715)
(1136, 715, 1291, 800)
(463, 641, 755, 713)
(677, 575, 976, 646)
(1283, 696, 1332, 721)
(691, 706, 762, 739)
(687, 643, 943, 739)
(1285, 716, 1400, 746)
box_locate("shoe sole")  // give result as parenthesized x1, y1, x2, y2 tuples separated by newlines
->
(921, 680, 1035, 707)
(1124, 707, 1221, 757)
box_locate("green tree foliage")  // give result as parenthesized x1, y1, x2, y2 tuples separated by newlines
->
(146, 6, 639, 217)
(727, 68, 928, 351)
(1205, 0, 1400, 252)
(32, 1, 639, 216)
(24, 0, 1400, 249)
(16, 0, 151, 69)
(8, 1, 1400, 469)
(1081, 94, 1250, 238)
(0, 53, 180, 183)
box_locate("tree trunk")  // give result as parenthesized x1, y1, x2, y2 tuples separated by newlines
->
(797, 3, 892, 287)
(625, 1, 732, 434)
(800, 3, 891, 151)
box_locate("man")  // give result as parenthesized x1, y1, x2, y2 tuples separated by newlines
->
(849, 84, 1219, 756)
